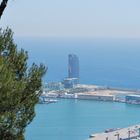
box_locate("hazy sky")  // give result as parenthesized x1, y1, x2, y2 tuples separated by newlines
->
(0, 0, 140, 39)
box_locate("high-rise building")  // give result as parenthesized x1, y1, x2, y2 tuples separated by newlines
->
(68, 54, 79, 83)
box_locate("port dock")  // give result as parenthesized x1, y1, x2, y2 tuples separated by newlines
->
(88, 125, 140, 140)
(42, 84, 140, 104)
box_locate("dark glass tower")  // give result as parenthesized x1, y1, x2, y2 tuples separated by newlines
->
(68, 54, 79, 83)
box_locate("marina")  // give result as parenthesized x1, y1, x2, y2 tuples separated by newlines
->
(41, 84, 140, 104)
(39, 84, 140, 140)
(39, 85, 140, 140)
(22, 39, 140, 140)
(39, 97, 58, 104)
(25, 99, 140, 140)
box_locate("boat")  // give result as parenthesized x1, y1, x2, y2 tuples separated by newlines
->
(39, 98, 58, 104)
(104, 128, 120, 133)
(46, 99, 58, 103)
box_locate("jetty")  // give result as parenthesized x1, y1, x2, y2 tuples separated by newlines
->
(88, 124, 140, 140)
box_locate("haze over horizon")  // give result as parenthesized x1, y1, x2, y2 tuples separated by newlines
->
(0, 0, 140, 39)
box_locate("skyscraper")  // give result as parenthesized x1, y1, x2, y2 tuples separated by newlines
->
(68, 54, 79, 83)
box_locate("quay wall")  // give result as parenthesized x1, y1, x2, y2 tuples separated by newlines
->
(77, 94, 114, 101)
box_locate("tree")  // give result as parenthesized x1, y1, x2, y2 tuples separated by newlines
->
(0, 0, 8, 19)
(0, 28, 47, 140)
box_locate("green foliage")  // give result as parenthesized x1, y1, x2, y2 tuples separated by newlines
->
(0, 28, 47, 140)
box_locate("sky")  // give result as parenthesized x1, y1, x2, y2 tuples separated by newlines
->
(0, 0, 140, 39)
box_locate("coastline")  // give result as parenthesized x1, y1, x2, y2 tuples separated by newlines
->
(41, 84, 140, 105)
(88, 124, 140, 140)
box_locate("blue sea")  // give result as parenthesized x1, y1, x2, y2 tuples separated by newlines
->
(15, 38, 140, 140)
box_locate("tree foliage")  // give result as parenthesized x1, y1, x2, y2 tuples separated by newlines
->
(0, 28, 47, 140)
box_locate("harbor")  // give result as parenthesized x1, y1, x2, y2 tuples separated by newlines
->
(37, 54, 140, 140)
(89, 125, 140, 140)
(26, 98, 140, 140)
(41, 83, 140, 105)
(40, 54, 140, 105)
(39, 96, 58, 104)
(39, 83, 140, 140)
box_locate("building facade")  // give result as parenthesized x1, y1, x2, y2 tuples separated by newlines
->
(68, 54, 79, 83)
(44, 82, 64, 91)
(125, 95, 140, 104)
(77, 93, 114, 101)
(63, 78, 78, 88)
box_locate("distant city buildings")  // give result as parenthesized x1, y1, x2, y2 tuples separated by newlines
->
(63, 78, 78, 88)
(68, 54, 79, 83)
(68, 54, 79, 79)
(125, 95, 140, 104)
(63, 54, 80, 88)
(44, 82, 64, 91)
(45, 54, 80, 89)
(62, 54, 80, 88)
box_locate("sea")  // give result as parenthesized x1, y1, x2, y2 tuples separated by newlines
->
(15, 38, 140, 140)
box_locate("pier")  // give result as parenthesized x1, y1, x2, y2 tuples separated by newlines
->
(89, 124, 140, 140)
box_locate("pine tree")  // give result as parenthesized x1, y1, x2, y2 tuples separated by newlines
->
(0, 28, 47, 140)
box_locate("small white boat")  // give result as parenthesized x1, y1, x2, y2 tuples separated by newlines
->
(45, 99, 58, 103)
(39, 97, 58, 104)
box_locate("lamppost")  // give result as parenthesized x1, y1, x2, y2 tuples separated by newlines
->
(114, 132, 120, 140)
(138, 128, 140, 136)
(106, 137, 108, 140)
(128, 128, 131, 139)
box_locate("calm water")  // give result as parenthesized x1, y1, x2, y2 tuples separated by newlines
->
(25, 100, 140, 140)
(16, 38, 140, 140)
(16, 38, 140, 89)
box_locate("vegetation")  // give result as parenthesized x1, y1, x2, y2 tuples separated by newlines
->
(0, 28, 47, 140)
(0, 1, 47, 139)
